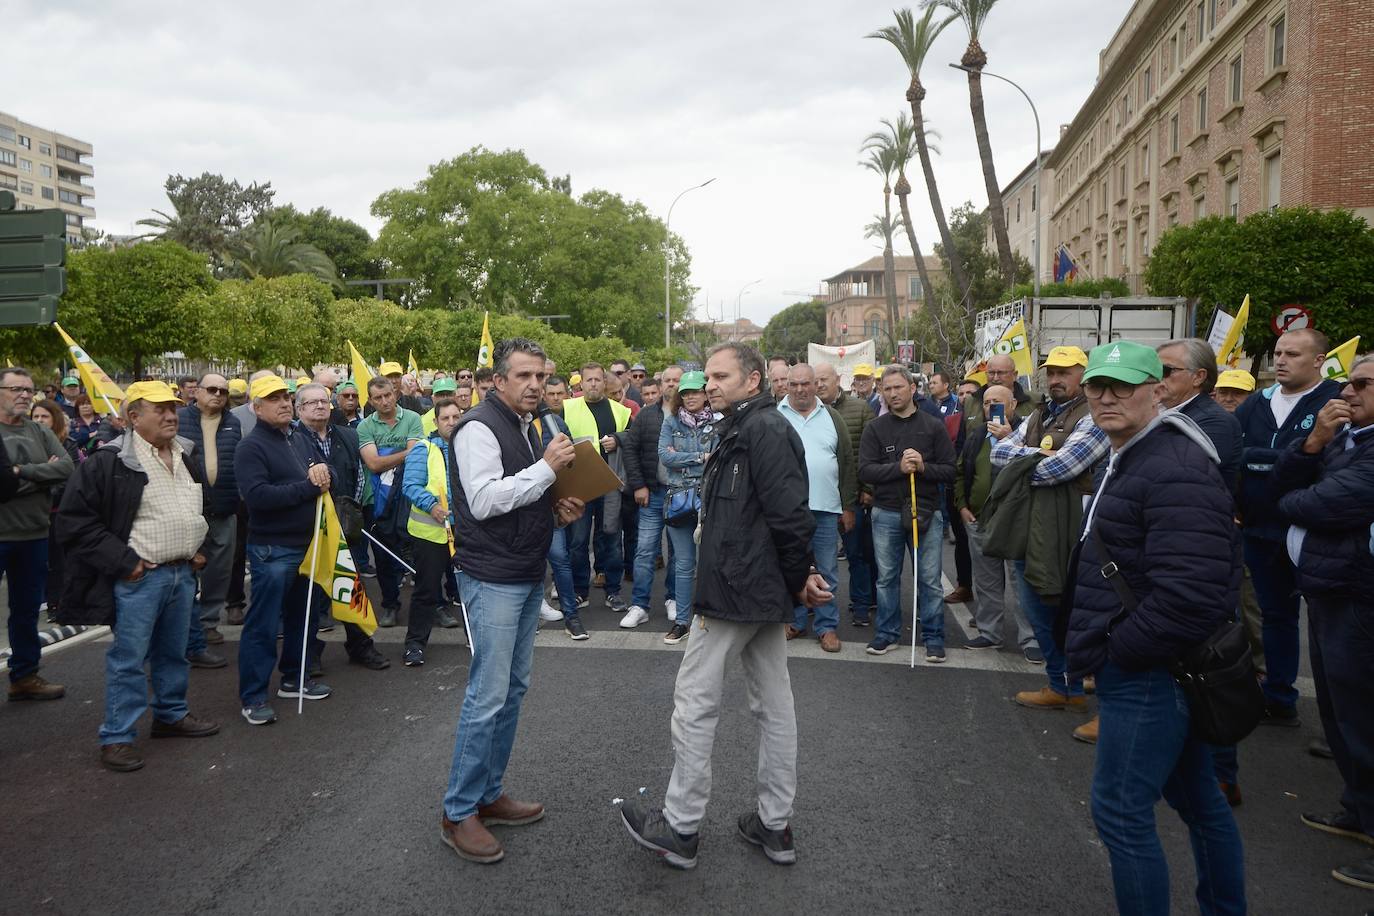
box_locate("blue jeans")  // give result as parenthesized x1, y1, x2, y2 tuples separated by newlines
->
(872, 506, 945, 647)
(664, 522, 698, 626)
(1092, 660, 1246, 916)
(547, 526, 580, 619)
(443, 573, 542, 821)
(238, 544, 309, 707)
(841, 504, 877, 619)
(569, 495, 623, 597)
(1243, 536, 1300, 710)
(793, 510, 840, 634)
(631, 487, 675, 609)
(100, 564, 196, 745)
(2, 538, 48, 682)
(1014, 560, 1084, 697)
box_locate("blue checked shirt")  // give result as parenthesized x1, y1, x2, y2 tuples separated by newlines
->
(990, 409, 1109, 487)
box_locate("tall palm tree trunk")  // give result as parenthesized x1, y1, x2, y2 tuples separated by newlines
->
(894, 180, 936, 315)
(881, 192, 900, 340)
(907, 77, 969, 305)
(967, 65, 1015, 287)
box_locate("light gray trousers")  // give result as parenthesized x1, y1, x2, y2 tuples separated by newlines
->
(967, 520, 1037, 649)
(196, 514, 237, 626)
(664, 616, 797, 834)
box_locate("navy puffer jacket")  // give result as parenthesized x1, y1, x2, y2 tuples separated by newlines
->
(1274, 428, 1374, 598)
(1065, 414, 1241, 680)
(178, 403, 242, 516)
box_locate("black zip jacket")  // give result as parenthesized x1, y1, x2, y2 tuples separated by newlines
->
(858, 407, 958, 531)
(617, 401, 665, 491)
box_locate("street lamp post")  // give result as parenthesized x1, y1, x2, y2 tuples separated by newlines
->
(950, 63, 1042, 302)
(734, 278, 763, 334)
(664, 178, 717, 348)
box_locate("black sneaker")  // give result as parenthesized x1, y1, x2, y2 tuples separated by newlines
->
(565, 617, 589, 641)
(663, 624, 690, 645)
(403, 647, 424, 667)
(1302, 810, 1374, 845)
(606, 594, 628, 614)
(349, 648, 391, 670)
(377, 605, 399, 628)
(1261, 701, 1300, 727)
(435, 607, 460, 629)
(737, 810, 796, 865)
(1023, 645, 1045, 665)
(925, 645, 946, 664)
(1334, 855, 1374, 890)
(963, 636, 1001, 650)
(619, 797, 698, 870)
(865, 637, 896, 656)
(850, 616, 870, 628)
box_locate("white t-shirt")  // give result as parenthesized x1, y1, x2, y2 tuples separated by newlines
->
(1270, 381, 1321, 428)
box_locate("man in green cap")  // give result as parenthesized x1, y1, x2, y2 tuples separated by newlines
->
(421, 377, 459, 436)
(1063, 339, 1245, 912)
(57, 376, 82, 421)
(332, 379, 363, 429)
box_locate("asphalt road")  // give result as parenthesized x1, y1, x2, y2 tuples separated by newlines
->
(0, 553, 1364, 915)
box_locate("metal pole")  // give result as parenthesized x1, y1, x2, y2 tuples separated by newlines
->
(664, 178, 717, 349)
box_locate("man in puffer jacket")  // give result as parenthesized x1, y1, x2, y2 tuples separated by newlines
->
(1066, 341, 1245, 914)
(1273, 354, 1374, 892)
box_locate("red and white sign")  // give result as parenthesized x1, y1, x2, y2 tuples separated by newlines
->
(1271, 304, 1312, 334)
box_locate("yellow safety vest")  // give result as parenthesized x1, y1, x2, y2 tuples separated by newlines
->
(421, 408, 436, 436)
(562, 396, 630, 443)
(406, 439, 451, 544)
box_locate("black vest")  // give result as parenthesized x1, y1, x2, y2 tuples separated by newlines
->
(1022, 395, 1095, 493)
(450, 393, 555, 583)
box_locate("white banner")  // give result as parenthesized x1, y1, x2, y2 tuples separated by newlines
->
(1205, 308, 1234, 355)
(808, 339, 877, 389)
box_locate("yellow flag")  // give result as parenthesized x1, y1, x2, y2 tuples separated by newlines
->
(477, 312, 494, 369)
(1215, 295, 1250, 368)
(408, 349, 419, 377)
(992, 318, 1035, 378)
(53, 323, 124, 415)
(347, 340, 375, 409)
(300, 496, 377, 636)
(1322, 336, 1361, 382)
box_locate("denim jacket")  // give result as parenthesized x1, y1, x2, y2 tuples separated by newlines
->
(658, 410, 719, 493)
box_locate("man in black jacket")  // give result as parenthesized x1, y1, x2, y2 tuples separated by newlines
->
(1274, 354, 1374, 891)
(57, 381, 221, 772)
(618, 365, 682, 627)
(858, 365, 957, 660)
(620, 342, 828, 871)
(1155, 339, 1242, 489)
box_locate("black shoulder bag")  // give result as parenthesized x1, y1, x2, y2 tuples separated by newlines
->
(1090, 524, 1265, 746)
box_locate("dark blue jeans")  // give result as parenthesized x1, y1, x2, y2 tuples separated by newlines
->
(1013, 560, 1083, 697)
(547, 526, 580, 619)
(1092, 660, 1246, 916)
(840, 504, 876, 619)
(569, 495, 623, 597)
(631, 487, 675, 609)
(1308, 594, 1374, 838)
(792, 510, 840, 634)
(238, 544, 309, 707)
(101, 564, 195, 745)
(2, 538, 49, 683)
(1243, 536, 1300, 710)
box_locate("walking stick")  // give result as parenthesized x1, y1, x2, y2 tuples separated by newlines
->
(299, 495, 325, 714)
(909, 474, 919, 670)
(439, 485, 474, 656)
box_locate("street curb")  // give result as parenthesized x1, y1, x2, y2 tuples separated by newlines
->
(0, 624, 110, 660)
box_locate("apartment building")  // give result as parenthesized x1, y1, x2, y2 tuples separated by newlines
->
(984, 151, 1056, 282)
(822, 254, 946, 346)
(1046, 0, 1374, 287)
(0, 111, 95, 244)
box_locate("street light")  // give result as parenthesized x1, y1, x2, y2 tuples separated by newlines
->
(664, 178, 716, 348)
(735, 278, 762, 328)
(950, 63, 1042, 301)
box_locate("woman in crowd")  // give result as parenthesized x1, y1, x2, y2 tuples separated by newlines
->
(69, 394, 99, 451)
(656, 370, 718, 645)
(30, 399, 83, 622)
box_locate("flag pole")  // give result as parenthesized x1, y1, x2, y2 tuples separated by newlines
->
(299, 495, 325, 714)
(361, 528, 417, 575)
(909, 474, 919, 669)
(445, 522, 474, 656)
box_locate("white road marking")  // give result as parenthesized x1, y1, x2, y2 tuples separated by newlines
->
(941, 571, 976, 641)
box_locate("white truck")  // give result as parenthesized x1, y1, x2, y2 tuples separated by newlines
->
(973, 295, 1193, 371)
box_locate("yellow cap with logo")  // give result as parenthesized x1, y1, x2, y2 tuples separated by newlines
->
(1040, 346, 1089, 369)
(851, 363, 875, 378)
(122, 380, 183, 405)
(1216, 369, 1256, 392)
(249, 374, 289, 400)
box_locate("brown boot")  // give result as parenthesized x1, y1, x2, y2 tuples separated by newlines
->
(151, 713, 221, 739)
(8, 674, 65, 701)
(943, 585, 974, 605)
(1014, 686, 1088, 712)
(225, 605, 246, 626)
(101, 743, 145, 772)
(441, 815, 504, 863)
(784, 625, 804, 641)
(1072, 715, 1099, 744)
(478, 795, 546, 826)
(818, 631, 842, 653)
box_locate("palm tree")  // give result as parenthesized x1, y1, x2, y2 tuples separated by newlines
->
(928, 0, 1015, 288)
(868, 7, 971, 306)
(232, 221, 341, 288)
(863, 213, 907, 355)
(863, 113, 939, 317)
(859, 148, 902, 337)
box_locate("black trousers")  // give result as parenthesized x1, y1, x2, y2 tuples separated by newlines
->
(306, 584, 373, 664)
(944, 489, 972, 589)
(1308, 594, 1374, 838)
(226, 503, 248, 608)
(406, 537, 451, 650)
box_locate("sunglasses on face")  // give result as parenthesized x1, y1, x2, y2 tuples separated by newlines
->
(1346, 377, 1374, 392)
(202, 386, 228, 396)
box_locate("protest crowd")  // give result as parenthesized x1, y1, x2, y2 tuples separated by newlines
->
(4, 321, 1373, 910)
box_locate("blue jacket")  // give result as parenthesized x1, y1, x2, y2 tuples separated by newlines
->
(1066, 414, 1240, 680)
(658, 410, 718, 492)
(235, 422, 333, 548)
(177, 403, 242, 516)
(402, 433, 451, 517)
(1274, 427, 1374, 598)
(1235, 379, 1342, 541)
(1178, 394, 1242, 493)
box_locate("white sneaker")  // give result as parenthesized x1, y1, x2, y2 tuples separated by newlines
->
(664, 599, 677, 623)
(619, 605, 650, 628)
(539, 600, 563, 623)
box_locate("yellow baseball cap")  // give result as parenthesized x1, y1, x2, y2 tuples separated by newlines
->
(378, 361, 404, 376)
(570, 372, 582, 386)
(1040, 346, 1089, 369)
(295, 376, 311, 387)
(851, 363, 874, 378)
(228, 379, 248, 396)
(122, 380, 183, 405)
(1216, 369, 1256, 392)
(249, 374, 289, 400)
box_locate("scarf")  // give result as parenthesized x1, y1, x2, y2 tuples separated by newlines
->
(677, 404, 714, 429)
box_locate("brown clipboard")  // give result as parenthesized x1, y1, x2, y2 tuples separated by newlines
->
(551, 439, 623, 503)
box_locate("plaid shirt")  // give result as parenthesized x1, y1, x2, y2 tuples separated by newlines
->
(991, 412, 1109, 487)
(128, 434, 208, 563)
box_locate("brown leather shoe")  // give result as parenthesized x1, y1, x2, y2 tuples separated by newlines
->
(818, 631, 841, 653)
(1072, 715, 1099, 744)
(151, 713, 221, 739)
(204, 626, 225, 645)
(1014, 686, 1089, 712)
(943, 585, 974, 605)
(225, 605, 246, 626)
(478, 795, 545, 826)
(7, 674, 65, 701)
(592, 573, 607, 588)
(101, 743, 145, 772)
(441, 815, 504, 863)
(784, 625, 804, 640)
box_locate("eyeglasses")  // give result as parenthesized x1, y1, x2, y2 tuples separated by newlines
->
(1083, 379, 1146, 400)
(202, 386, 228, 396)
(457, 373, 473, 380)
(0, 385, 36, 395)
(612, 369, 626, 375)
(299, 398, 330, 408)
(1346, 377, 1374, 392)
(1160, 365, 1189, 377)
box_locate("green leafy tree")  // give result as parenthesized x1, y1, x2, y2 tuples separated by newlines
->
(190, 274, 337, 370)
(137, 173, 275, 273)
(269, 205, 384, 297)
(761, 301, 826, 363)
(1009, 277, 1130, 300)
(1145, 208, 1374, 368)
(231, 220, 341, 288)
(928, 201, 1031, 367)
(58, 241, 216, 377)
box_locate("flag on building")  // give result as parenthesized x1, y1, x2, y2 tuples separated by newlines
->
(53, 323, 124, 415)
(477, 312, 494, 369)
(1322, 336, 1361, 382)
(299, 495, 377, 635)
(1053, 246, 1077, 283)
(347, 340, 375, 409)
(1214, 295, 1251, 368)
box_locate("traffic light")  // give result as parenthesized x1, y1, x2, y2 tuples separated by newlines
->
(0, 190, 65, 327)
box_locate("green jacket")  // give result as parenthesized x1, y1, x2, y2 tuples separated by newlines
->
(0, 419, 74, 541)
(977, 452, 1083, 600)
(829, 391, 874, 499)
(824, 404, 859, 510)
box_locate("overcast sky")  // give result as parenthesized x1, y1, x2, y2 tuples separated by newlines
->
(12, 0, 1130, 328)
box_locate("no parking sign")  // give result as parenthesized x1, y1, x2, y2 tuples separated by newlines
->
(1271, 304, 1312, 335)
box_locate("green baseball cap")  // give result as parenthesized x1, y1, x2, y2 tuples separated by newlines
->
(679, 370, 707, 392)
(338, 379, 358, 393)
(432, 377, 458, 394)
(1081, 341, 1164, 385)
(61, 376, 79, 386)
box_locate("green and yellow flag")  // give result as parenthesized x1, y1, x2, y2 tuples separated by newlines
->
(53, 323, 124, 415)
(300, 495, 377, 636)
(347, 340, 375, 409)
(407, 349, 419, 377)
(1214, 295, 1250, 368)
(1322, 336, 1361, 382)
(474, 311, 495, 406)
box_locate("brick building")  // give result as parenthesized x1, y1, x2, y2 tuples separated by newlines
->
(822, 254, 946, 346)
(1046, 0, 1374, 288)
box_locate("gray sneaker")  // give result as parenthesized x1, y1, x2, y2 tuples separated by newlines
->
(737, 810, 796, 865)
(605, 594, 628, 614)
(241, 704, 277, 726)
(619, 797, 698, 870)
(278, 680, 332, 701)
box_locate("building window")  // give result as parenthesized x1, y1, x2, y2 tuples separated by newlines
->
(908, 276, 923, 300)
(1169, 35, 1179, 71)
(1119, 163, 1127, 197)
(1194, 194, 1207, 219)
(1141, 141, 1151, 173)
(1265, 151, 1282, 210)
(0, 173, 15, 190)
(56, 146, 81, 163)
(1031, 184, 1037, 212)
(19, 181, 33, 196)
(1225, 176, 1240, 218)
(1196, 85, 1208, 131)
(58, 189, 81, 204)
(1177, 24, 1187, 64)
(1170, 114, 1180, 154)
(1141, 226, 1151, 258)
(1229, 54, 1243, 104)
(19, 158, 31, 173)
(39, 164, 51, 178)
(1196, 1, 1205, 39)
(0, 125, 15, 144)
(64, 213, 82, 227)
(1208, 0, 1217, 31)
(38, 142, 51, 156)
(1143, 66, 1152, 101)
(18, 135, 30, 149)
(41, 186, 54, 200)
(1270, 15, 1286, 69)
(1016, 196, 1021, 223)
(0, 150, 14, 167)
